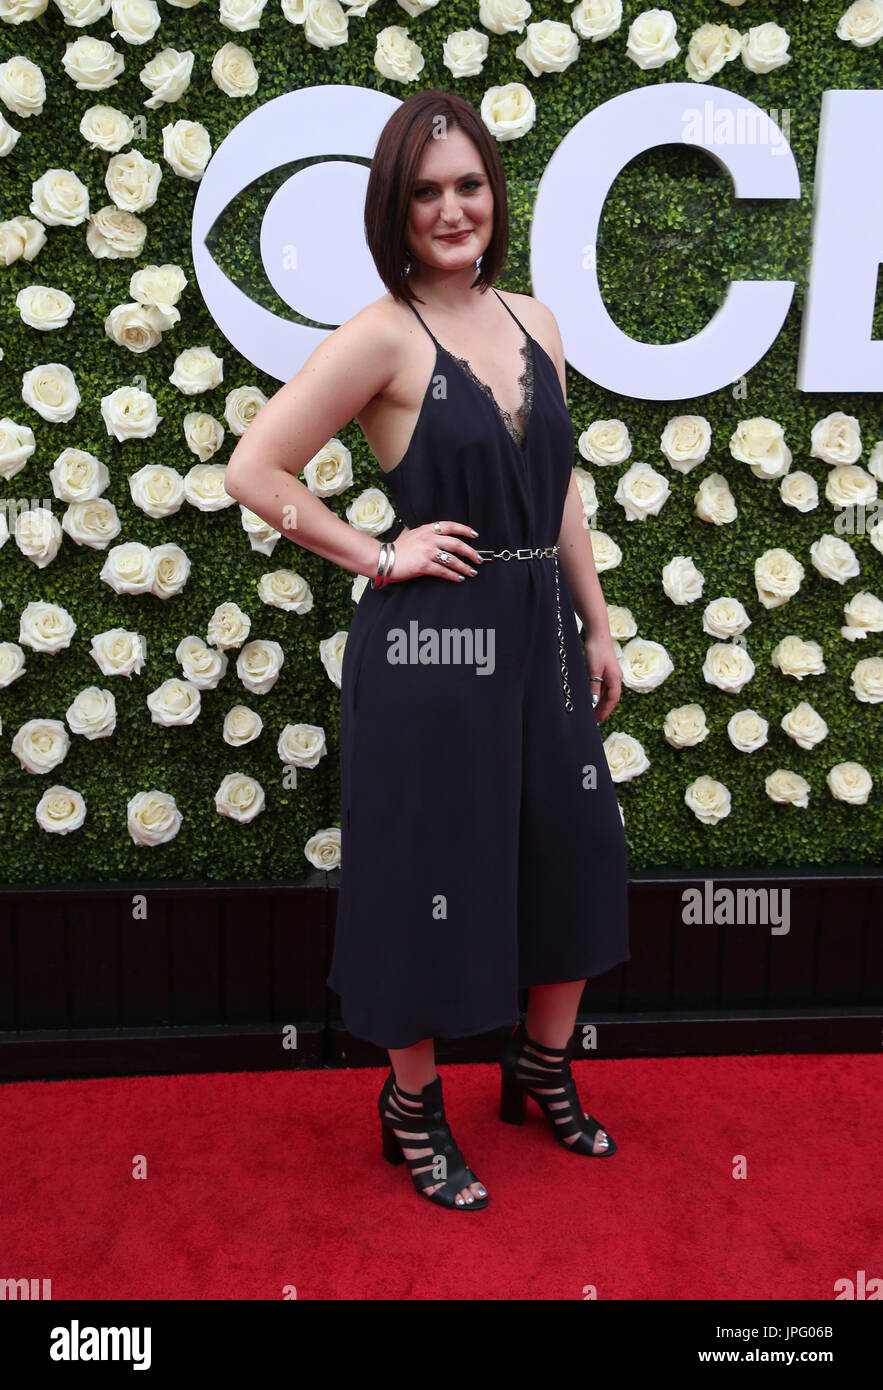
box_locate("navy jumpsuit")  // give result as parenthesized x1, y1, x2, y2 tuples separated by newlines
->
(327, 288, 630, 1050)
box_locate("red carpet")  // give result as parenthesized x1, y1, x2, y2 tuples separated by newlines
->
(2, 1053, 880, 1300)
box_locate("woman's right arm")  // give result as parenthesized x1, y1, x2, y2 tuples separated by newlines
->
(223, 305, 395, 578)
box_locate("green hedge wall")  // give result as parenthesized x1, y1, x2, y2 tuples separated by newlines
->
(0, 0, 880, 883)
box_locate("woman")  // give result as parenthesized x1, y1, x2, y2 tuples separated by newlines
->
(225, 89, 629, 1213)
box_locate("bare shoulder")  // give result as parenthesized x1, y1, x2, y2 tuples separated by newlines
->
(499, 290, 563, 365)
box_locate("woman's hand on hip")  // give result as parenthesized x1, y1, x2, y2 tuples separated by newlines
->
(384, 522, 484, 583)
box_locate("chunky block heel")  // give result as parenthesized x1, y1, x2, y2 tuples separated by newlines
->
(377, 1069, 488, 1210)
(499, 1031, 526, 1124)
(498, 1020, 617, 1156)
(381, 1117, 406, 1164)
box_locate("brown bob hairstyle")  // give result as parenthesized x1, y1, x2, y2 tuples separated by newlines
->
(364, 88, 509, 306)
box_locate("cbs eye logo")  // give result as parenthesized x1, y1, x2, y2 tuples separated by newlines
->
(192, 84, 400, 384)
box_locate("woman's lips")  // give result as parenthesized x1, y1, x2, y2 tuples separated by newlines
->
(437, 230, 471, 242)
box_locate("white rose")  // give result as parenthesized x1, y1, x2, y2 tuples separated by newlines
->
(374, 25, 424, 82)
(0, 641, 27, 687)
(106, 148, 162, 212)
(29, 168, 89, 225)
(480, 82, 535, 140)
(16, 285, 75, 330)
(162, 119, 211, 180)
(79, 104, 133, 153)
(810, 533, 860, 583)
(841, 590, 883, 641)
(660, 414, 710, 472)
(0, 216, 46, 265)
(170, 345, 223, 394)
(443, 29, 488, 77)
(578, 418, 630, 466)
(21, 362, 80, 422)
(219, 0, 268, 28)
(685, 22, 741, 82)
(104, 302, 168, 351)
(810, 410, 862, 465)
(257, 569, 314, 613)
(770, 635, 825, 680)
(615, 460, 670, 520)
(303, 438, 353, 496)
(150, 542, 190, 597)
(781, 702, 828, 750)
(0, 55, 46, 116)
(741, 21, 791, 74)
(224, 384, 267, 434)
(61, 497, 121, 548)
(765, 769, 810, 808)
(278, 722, 327, 768)
(603, 730, 649, 782)
(100, 384, 162, 440)
(90, 628, 146, 676)
(516, 19, 579, 76)
(836, 1, 883, 47)
(626, 7, 680, 69)
(222, 704, 262, 745)
(727, 708, 768, 753)
(0, 107, 20, 154)
(663, 703, 708, 748)
(606, 604, 636, 641)
(147, 677, 201, 725)
(700, 594, 750, 642)
(729, 416, 792, 480)
(868, 440, 883, 483)
(15, 506, 63, 567)
(176, 635, 229, 690)
(19, 599, 76, 652)
(825, 464, 877, 508)
(870, 516, 883, 555)
(183, 411, 224, 460)
(215, 772, 265, 823)
(55, 0, 113, 28)
(207, 602, 251, 649)
(237, 638, 284, 694)
(827, 761, 873, 804)
(779, 470, 818, 512)
(139, 48, 194, 109)
(110, 0, 161, 43)
(129, 464, 185, 517)
(619, 637, 673, 692)
(346, 487, 395, 535)
(319, 630, 347, 688)
(0, 415, 36, 480)
(571, 466, 598, 525)
(100, 541, 155, 593)
(304, 826, 341, 869)
(572, 0, 622, 43)
(127, 789, 182, 844)
(66, 685, 116, 739)
(590, 529, 622, 572)
(304, 0, 348, 47)
(241, 505, 281, 555)
(184, 463, 235, 511)
(478, 0, 530, 36)
(684, 775, 731, 825)
(754, 547, 804, 610)
(702, 641, 755, 693)
(86, 205, 147, 259)
(11, 718, 70, 774)
(130, 261, 186, 311)
(211, 42, 259, 97)
(62, 37, 126, 91)
(35, 786, 87, 835)
(662, 554, 704, 605)
(851, 655, 883, 703)
(694, 472, 737, 525)
(352, 572, 369, 604)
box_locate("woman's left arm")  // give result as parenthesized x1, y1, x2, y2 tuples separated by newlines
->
(535, 300, 622, 723)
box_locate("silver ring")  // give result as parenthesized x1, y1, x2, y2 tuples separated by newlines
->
(433, 521, 442, 533)
(435, 550, 451, 564)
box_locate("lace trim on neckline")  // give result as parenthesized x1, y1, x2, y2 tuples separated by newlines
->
(450, 339, 534, 450)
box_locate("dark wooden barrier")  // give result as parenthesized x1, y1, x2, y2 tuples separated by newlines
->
(0, 868, 880, 1080)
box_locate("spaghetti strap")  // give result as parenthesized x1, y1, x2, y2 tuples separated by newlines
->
(406, 288, 529, 342)
(490, 287, 531, 336)
(405, 297, 439, 347)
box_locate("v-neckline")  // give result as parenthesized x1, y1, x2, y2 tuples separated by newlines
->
(410, 291, 536, 455)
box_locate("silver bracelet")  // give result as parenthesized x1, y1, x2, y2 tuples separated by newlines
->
(371, 541, 395, 589)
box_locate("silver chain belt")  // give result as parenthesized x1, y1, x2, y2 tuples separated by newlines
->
(475, 545, 574, 714)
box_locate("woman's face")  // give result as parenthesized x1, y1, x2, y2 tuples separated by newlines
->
(404, 125, 494, 276)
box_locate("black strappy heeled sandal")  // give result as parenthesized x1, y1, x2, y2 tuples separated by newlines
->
(378, 1070, 489, 1210)
(499, 1020, 616, 1156)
